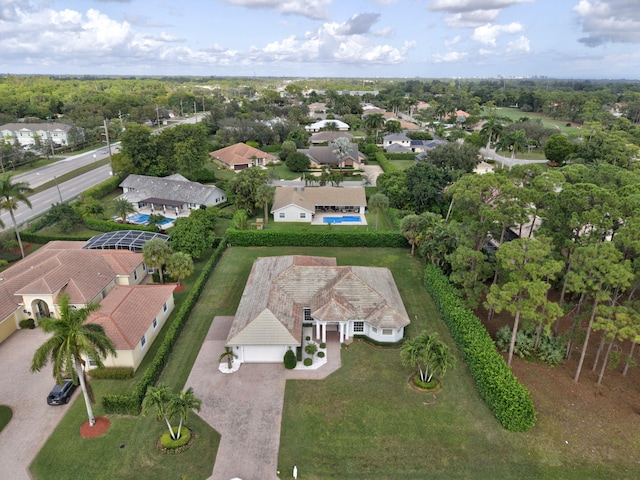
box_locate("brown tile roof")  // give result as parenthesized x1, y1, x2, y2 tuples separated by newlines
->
(209, 142, 276, 167)
(89, 285, 175, 350)
(271, 186, 366, 213)
(227, 256, 409, 346)
(0, 242, 143, 319)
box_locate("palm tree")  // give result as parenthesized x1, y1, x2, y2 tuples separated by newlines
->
(497, 129, 528, 166)
(142, 238, 172, 284)
(254, 183, 274, 225)
(30, 294, 116, 427)
(480, 116, 504, 150)
(400, 331, 455, 383)
(400, 214, 427, 256)
(142, 383, 176, 439)
(368, 193, 389, 230)
(332, 137, 352, 168)
(112, 197, 135, 223)
(219, 346, 237, 370)
(0, 174, 33, 258)
(364, 113, 385, 143)
(170, 387, 202, 440)
(165, 251, 194, 286)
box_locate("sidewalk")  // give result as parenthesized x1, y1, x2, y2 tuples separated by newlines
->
(185, 316, 343, 480)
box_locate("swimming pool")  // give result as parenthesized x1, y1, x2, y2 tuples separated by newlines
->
(323, 215, 362, 224)
(128, 213, 174, 226)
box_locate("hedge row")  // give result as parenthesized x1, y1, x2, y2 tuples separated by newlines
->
(81, 174, 123, 199)
(84, 217, 157, 233)
(102, 236, 228, 415)
(226, 228, 408, 248)
(375, 152, 399, 174)
(20, 231, 93, 244)
(384, 153, 417, 160)
(423, 263, 536, 432)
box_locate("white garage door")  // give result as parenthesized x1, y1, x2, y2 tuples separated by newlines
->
(243, 345, 289, 363)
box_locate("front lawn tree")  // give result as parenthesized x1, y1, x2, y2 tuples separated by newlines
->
(165, 251, 194, 286)
(228, 167, 268, 214)
(368, 193, 389, 230)
(142, 238, 173, 284)
(285, 152, 311, 172)
(400, 214, 427, 256)
(169, 387, 202, 441)
(400, 331, 455, 384)
(30, 294, 116, 427)
(0, 174, 33, 258)
(142, 383, 177, 439)
(255, 183, 274, 224)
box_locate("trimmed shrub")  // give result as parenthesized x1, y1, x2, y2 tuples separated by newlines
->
(82, 175, 123, 199)
(303, 358, 313, 366)
(19, 319, 35, 329)
(319, 342, 326, 349)
(305, 342, 318, 356)
(160, 427, 191, 449)
(226, 229, 408, 248)
(90, 367, 134, 380)
(423, 263, 536, 432)
(317, 351, 325, 358)
(284, 349, 297, 369)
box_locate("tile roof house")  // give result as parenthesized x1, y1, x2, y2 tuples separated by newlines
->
(383, 133, 411, 150)
(0, 241, 175, 371)
(88, 285, 175, 371)
(301, 143, 364, 169)
(209, 142, 277, 171)
(226, 256, 410, 364)
(119, 174, 226, 215)
(271, 186, 367, 222)
(0, 241, 147, 344)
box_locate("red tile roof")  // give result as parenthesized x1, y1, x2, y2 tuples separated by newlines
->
(209, 142, 276, 167)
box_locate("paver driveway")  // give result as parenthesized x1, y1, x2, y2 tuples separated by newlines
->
(186, 316, 342, 480)
(0, 328, 74, 480)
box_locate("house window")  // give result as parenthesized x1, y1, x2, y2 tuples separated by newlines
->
(140, 335, 147, 348)
(279, 213, 285, 219)
(303, 308, 312, 322)
(143, 263, 147, 271)
(89, 359, 97, 367)
(371, 326, 378, 334)
(163, 302, 168, 313)
(152, 317, 158, 329)
(134, 270, 138, 281)
(353, 321, 364, 333)
(300, 213, 306, 219)
(382, 328, 393, 336)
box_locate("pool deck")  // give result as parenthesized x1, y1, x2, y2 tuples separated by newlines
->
(310, 211, 368, 226)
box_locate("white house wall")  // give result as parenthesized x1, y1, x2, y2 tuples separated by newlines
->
(273, 205, 313, 223)
(235, 345, 291, 363)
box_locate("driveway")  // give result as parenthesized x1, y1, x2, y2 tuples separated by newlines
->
(186, 316, 343, 480)
(0, 328, 74, 480)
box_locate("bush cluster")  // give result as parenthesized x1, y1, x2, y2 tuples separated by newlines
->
(89, 366, 134, 380)
(19, 319, 35, 329)
(284, 349, 297, 369)
(495, 325, 566, 366)
(160, 427, 191, 450)
(102, 236, 228, 414)
(384, 153, 417, 160)
(423, 264, 536, 432)
(226, 229, 408, 248)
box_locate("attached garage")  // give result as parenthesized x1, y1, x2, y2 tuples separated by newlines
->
(236, 345, 291, 363)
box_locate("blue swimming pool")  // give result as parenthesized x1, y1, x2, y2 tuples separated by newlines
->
(128, 213, 174, 226)
(323, 215, 362, 224)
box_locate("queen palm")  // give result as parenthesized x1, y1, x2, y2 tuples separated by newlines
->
(31, 294, 116, 427)
(364, 113, 384, 143)
(170, 387, 202, 440)
(112, 197, 135, 223)
(0, 174, 33, 258)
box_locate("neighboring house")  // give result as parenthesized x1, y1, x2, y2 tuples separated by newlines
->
(88, 285, 175, 371)
(411, 138, 448, 153)
(226, 256, 410, 364)
(209, 142, 277, 171)
(301, 143, 365, 169)
(304, 119, 350, 133)
(0, 123, 83, 148)
(271, 186, 366, 223)
(119, 174, 226, 215)
(475, 161, 495, 175)
(0, 241, 147, 344)
(310, 131, 354, 144)
(383, 133, 411, 149)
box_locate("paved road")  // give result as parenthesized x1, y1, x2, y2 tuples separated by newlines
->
(0, 328, 75, 480)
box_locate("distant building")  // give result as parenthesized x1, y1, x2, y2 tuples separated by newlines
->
(209, 142, 277, 171)
(305, 119, 350, 133)
(0, 123, 83, 148)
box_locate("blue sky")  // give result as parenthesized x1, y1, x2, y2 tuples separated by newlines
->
(1, 0, 639, 79)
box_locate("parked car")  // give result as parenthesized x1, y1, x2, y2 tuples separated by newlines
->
(47, 380, 76, 405)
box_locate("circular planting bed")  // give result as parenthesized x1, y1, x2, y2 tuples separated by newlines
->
(408, 373, 441, 393)
(79, 417, 111, 439)
(157, 427, 195, 454)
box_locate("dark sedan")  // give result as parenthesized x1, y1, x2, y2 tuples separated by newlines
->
(47, 380, 76, 406)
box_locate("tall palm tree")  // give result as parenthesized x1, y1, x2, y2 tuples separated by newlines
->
(170, 387, 202, 440)
(368, 193, 389, 230)
(254, 183, 274, 225)
(30, 294, 116, 427)
(364, 113, 385, 143)
(165, 251, 194, 286)
(142, 383, 176, 439)
(480, 116, 504, 150)
(142, 238, 173, 284)
(0, 174, 33, 258)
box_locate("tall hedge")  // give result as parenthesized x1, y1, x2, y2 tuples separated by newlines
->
(423, 263, 536, 432)
(102, 236, 228, 415)
(83, 217, 157, 233)
(226, 228, 408, 248)
(82, 174, 124, 199)
(375, 152, 398, 174)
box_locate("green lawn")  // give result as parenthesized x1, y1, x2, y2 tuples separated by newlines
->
(0, 405, 12, 432)
(389, 159, 415, 170)
(491, 107, 579, 134)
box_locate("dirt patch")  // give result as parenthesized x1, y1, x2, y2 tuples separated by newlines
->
(476, 303, 640, 466)
(79, 417, 110, 439)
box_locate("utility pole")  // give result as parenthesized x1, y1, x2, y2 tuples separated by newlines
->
(194, 101, 197, 122)
(103, 118, 113, 173)
(156, 104, 160, 126)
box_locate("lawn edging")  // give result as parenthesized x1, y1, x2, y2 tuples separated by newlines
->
(102, 236, 228, 415)
(226, 228, 408, 248)
(423, 263, 537, 432)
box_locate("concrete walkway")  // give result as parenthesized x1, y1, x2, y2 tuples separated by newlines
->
(185, 316, 343, 480)
(0, 328, 74, 480)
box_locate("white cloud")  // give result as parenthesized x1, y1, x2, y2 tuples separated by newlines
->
(444, 9, 500, 28)
(221, 0, 332, 20)
(432, 51, 469, 63)
(337, 13, 380, 35)
(471, 22, 523, 45)
(429, 0, 533, 13)
(506, 35, 530, 53)
(444, 35, 462, 47)
(573, 0, 640, 46)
